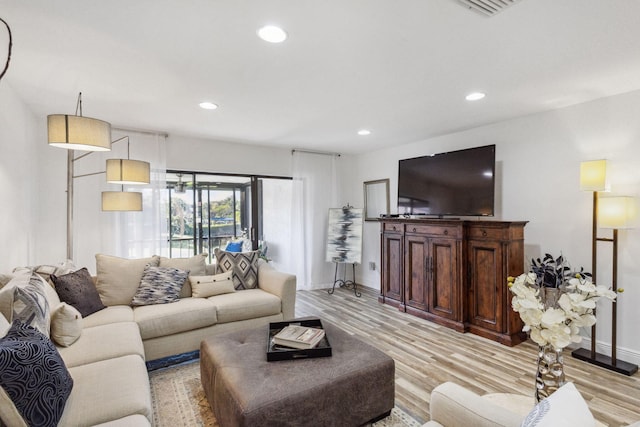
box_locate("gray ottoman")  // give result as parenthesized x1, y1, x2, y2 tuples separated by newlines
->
(200, 320, 395, 427)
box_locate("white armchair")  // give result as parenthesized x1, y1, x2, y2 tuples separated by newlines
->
(423, 382, 639, 427)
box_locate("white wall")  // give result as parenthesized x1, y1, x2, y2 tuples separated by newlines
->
(351, 89, 640, 364)
(166, 135, 293, 177)
(0, 83, 41, 271)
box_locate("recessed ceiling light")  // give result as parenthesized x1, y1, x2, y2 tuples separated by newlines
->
(465, 92, 486, 101)
(257, 25, 287, 43)
(357, 129, 371, 136)
(199, 102, 218, 110)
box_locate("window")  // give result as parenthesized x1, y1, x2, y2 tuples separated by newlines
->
(165, 171, 292, 268)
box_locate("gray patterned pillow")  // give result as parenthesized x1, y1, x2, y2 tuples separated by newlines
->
(130, 265, 189, 306)
(4, 273, 51, 337)
(214, 248, 260, 290)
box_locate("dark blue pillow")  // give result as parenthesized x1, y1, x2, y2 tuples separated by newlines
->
(0, 320, 74, 427)
(225, 241, 243, 252)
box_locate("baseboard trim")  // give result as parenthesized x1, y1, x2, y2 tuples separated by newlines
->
(574, 337, 640, 367)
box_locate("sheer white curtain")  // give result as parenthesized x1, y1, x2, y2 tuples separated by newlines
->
(291, 151, 340, 290)
(73, 129, 167, 271)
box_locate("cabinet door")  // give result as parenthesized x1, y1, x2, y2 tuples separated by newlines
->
(467, 240, 504, 331)
(382, 232, 403, 302)
(404, 234, 428, 311)
(429, 238, 459, 320)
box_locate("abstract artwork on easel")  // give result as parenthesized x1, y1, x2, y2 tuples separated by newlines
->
(325, 206, 363, 264)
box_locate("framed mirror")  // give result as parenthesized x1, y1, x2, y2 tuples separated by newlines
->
(363, 179, 390, 221)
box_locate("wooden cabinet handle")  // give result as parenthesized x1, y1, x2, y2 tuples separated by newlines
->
(392, 226, 397, 231)
(412, 227, 417, 232)
(482, 230, 487, 237)
(444, 230, 448, 235)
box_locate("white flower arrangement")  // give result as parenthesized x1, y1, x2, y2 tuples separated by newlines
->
(508, 254, 617, 350)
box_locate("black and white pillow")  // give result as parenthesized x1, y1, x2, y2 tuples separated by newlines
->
(521, 382, 595, 427)
(0, 321, 74, 427)
(214, 248, 260, 290)
(130, 265, 190, 306)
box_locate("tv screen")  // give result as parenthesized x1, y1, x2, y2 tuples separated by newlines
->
(398, 145, 495, 217)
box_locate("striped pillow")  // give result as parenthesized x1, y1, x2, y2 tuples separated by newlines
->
(131, 265, 189, 306)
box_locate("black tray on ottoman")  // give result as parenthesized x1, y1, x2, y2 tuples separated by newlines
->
(267, 318, 332, 361)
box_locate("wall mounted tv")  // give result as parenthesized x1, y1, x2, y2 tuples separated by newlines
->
(397, 144, 496, 217)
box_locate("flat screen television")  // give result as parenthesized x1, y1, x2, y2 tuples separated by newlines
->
(397, 144, 495, 217)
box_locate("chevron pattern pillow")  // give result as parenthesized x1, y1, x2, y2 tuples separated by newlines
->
(214, 249, 259, 290)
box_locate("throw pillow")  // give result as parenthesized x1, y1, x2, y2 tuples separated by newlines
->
(0, 313, 9, 338)
(1, 273, 51, 337)
(0, 273, 14, 288)
(95, 254, 160, 306)
(225, 241, 244, 252)
(50, 303, 83, 347)
(51, 267, 106, 317)
(159, 253, 208, 298)
(521, 382, 595, 427)
(214, 248, 260, 290)
(189, 272, 235, 298)
(131, 265, 190, 306)
(27, 260, 76, 286)
(0, 321, 74, 427)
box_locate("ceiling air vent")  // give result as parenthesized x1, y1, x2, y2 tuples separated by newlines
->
(457, 0, 522, 17)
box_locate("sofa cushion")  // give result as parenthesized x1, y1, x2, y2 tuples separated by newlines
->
(131, 265, 189, 306)
(134, 298, 217, 340)
(57, 321, 145, 368)
(214, 248, 260, 290)
(159, 253, 208, 298)
(521, 382, 595, 427)
(50, 303, 82, 347)
(82, 305, 135, 328)
(95, 254, 160, 306)
(60, 355, 152, 426)
(210, 289, 281, 323)
(0, 321, 74, 427)
(93, 414, 152, 427)
(0, 273, 51, 337)
(189, 272, 235, 298)
(51, 267, 106, 317)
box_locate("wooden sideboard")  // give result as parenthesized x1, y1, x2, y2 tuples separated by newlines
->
(379, 218, 527, 346)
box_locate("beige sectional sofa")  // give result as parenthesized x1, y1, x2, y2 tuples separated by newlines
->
(0, 253, 296, 427)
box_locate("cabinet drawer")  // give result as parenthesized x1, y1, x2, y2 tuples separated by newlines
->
(406, 224, 460, 238)
(467, 226, 507, 240)
(383, 222, 403, 233)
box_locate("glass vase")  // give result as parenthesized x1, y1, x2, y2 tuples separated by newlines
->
(535, 344, 566, 402)
(533, 286, 567, 402)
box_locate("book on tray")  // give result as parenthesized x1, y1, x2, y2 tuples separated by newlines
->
(272, 325, 326, 349)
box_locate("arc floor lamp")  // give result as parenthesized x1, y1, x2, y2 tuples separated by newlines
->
(572, 159, 638, 376)
(47, 93, 150, 260)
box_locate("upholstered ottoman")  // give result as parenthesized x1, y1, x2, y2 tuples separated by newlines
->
(200, 320, 395, 427)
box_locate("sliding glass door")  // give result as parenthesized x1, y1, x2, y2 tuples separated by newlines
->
(165, 172, 293, 271)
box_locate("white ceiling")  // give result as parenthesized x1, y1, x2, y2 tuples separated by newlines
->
(2, 0, 640, 154)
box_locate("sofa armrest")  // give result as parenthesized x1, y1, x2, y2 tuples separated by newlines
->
(429, 382, 523, 427)
(258, 261, 297, 320)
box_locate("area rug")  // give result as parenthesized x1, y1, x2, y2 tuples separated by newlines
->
(149, 359, 422, 427)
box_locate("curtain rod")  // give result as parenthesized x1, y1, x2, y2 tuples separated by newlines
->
(113, 126, 169, 138)
(291, 148, 341, 157)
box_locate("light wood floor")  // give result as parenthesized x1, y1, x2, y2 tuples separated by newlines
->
(295, 286, 640, 426)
